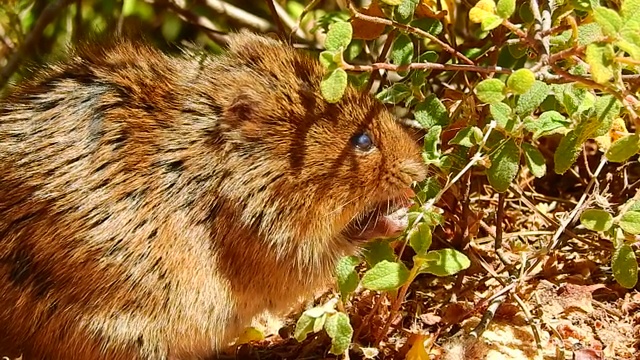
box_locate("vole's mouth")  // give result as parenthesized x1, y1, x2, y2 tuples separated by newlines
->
(342, 193, 413, 242)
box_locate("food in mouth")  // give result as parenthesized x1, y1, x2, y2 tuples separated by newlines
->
(344, 190, 415, 242)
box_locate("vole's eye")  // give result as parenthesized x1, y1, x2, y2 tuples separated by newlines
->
(351, 132, 374, 152)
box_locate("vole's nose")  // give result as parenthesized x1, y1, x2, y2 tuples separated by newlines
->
(400, 159, 428, 184)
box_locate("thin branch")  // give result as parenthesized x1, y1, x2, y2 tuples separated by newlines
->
(346, 1, 475, 65)
(264, 0, 286, 39)
(343, 61, 512, 74)
(151, 0, 228, 46)
(0, 0, 74, 90)
(200, 0, 273, 32)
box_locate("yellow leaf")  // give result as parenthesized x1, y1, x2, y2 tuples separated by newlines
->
(405, 335, 431, 360)
(234, 327, 265, 345)
(469, 0, 497, 23)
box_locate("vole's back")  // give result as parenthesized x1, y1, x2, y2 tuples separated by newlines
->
(0, 41, 240, 359)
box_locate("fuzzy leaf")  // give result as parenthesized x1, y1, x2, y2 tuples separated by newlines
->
(593, 7, 622, 36)
(422, 126, 442, 163)
(398, 0, 420, 20)
(324, 312, 353, 355)
(376, 83, 411, 104)
(361, 260, 410, 291)
(605, 134, 640, 163)
(621, 0, 640, 21)
(325, 21, 353, 51)
(515, 80, 549, 115)
(414, 94, 450, 127)
(580, 209, 614, 232)
(469, 0, 496, 23)
(496, 0, 515, 18)
(612, 244, 638, 289)
(554, 130, 581, 174)
(586, 43, 615, 84)
(319, 50, 340, 70)
(415, 249, 471, 276)
(522, 143, 546, 178)
(490, 102, 514, 132)
(475, 78, 506, 104)
(321, 69, 348, 103)
(449, 126, 483, 147)
(294, 314, 315, 341)
(335, 256, 360, 298)
(364, 240, 396, 267)
(619, 211, 640, 235)
(487, 138, 520, 192)
(507, 68, 535, 94)
(409, 222, 432, 255)
(391, 34, 414, 66)
(524, 111, 570, 140)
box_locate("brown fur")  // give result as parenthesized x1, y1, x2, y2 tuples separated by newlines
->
(0, 31, 426, 359)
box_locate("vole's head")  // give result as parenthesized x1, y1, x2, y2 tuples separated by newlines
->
(207, 32, 427, 255)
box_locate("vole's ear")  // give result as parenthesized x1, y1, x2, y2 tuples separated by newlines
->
(225, 30, 282, 60)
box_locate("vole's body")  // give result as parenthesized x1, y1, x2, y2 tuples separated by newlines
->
(0, 32, 426, 359)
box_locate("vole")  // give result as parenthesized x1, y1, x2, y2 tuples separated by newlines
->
(0, 31, 427, 359)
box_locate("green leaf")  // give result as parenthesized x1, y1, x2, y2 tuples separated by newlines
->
(449, 126, 483, 147)
(586, 43, 615, 84)
(619, 211, 640, 234)
(398, 0, 419, 21)
(335, 256, 360, 298)
(506, 68, 535, 95)
(324, 312, 353, 355)
(414, 94, 450, 127)
(554, 130, 581, 174)
(580, 209, 614, 232)
(612, 244, 638, 289)
(376, 83, 412, 104)
(490, 102, 515, 132)
(319, 50, 340, 70)
(408, 222, 432, 255)
(606, 134, 640, 163)
(321, 69, 348, 103)
(621, 0, 640, 21)
(482, 14, 503, 31)
(313, 313, 327, 333)
(523, 111, 570, 140)
(391, 34, 414, 66)
(415, 248, 471, 276)
(496, 0, 516, 19)
(593, 95, 622, 137)
(487, 138, 520, 192)
(364, 240, 396, 267)
(522, 143, 546, 178)
(515, 81, 549, 115)
(422, 125, 442, 164)
(475, 78, 506, 104)
(411, 18, 443, 35)
(418, 177, 442, 201)
(380, 0, 404, 5)
(325, 21, 353, 51)
(593, 7, 622, 36)
(361, 260, 410, 291)
(294, 314, 315, 341)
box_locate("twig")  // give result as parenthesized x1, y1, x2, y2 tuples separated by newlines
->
(346, 1, 475, 65)
(152, 0, 227, 45)
(524, 156, 608, 276)
(495, 192, 512, 267)
(343, 61, 512, 74)
(264, 0, 286, 39)
(0, 0, 74, 90)
(200, 0, 273, 32)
